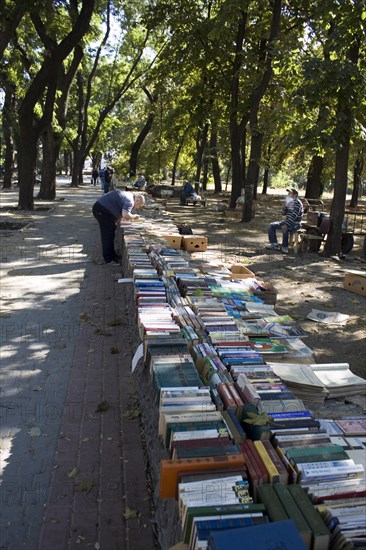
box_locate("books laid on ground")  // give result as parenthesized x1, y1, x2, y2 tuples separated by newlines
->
(306, 309, 350, 325)
(268, 362, 329, 405)
(317, 497, 366, 550)
(159, 454, 246, 499)
(309, 364, 366, 399)
(256, 484, 330, 550)
(239, 318, 308, 339)
(207, 519, 308, 550)
(335, 417, 366, 437)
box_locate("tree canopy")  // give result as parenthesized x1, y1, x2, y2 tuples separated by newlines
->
(0, 0, 365, 255)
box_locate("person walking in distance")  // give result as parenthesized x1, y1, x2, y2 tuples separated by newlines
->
(91, 168, 99, 186)
(92, 190, 145, 264)
(99, 166, 106, 191)
(104, 167, 114, 193)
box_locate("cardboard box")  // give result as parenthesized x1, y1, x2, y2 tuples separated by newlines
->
(252, 286, 278, 305)
(225, 209, 242, 219)
(181, 236, 208, 252)
(306, 211, 320, 225)
(343, 270, 366, 297)
(229, 265, 255, 279)
(160, 234, 182, 250)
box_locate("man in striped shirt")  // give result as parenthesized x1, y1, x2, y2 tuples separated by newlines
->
(266, 188, 303, 254)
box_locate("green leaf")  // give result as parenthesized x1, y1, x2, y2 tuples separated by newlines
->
(122, 506, 139, 520)
(28, 427, 42, 437)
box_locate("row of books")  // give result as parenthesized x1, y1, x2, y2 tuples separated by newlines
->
(120, 206, 366, 550)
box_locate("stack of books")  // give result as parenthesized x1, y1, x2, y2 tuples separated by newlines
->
(255, 484, 330, 549)
(150, 354, 202, 401)
(178, 475, 268, 549)
(316, 493, 366, 549)
(118, 207, 366, 548)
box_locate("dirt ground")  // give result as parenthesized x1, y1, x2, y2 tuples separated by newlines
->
(158, 188, 366, 415)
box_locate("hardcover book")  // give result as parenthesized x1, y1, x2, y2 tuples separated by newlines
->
(159, 454, 246, 498)
(207, 519, 307, 550)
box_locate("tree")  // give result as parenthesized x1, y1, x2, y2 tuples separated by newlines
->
(129, 87, 158, 177)
(0, 0, 28, 61)
(16, 0, 95, 209)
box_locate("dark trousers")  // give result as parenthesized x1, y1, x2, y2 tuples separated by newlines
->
(92, 203, 117, 262)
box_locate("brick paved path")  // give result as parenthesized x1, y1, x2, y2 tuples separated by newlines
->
(38, 263, 156, 550)
(0, 185, 156, 550)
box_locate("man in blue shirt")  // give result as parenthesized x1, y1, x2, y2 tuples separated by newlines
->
(266, 188, 303, 254)
(92, 190, 145, 263)
(180, 180, 196, 205)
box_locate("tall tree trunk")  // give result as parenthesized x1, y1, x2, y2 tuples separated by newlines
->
(16, 0, 95, 207)
(210, 128, 222, 193)
(171, 137, 184, 186)
(18, 116, 38, 209)
(202, 154, 209, 191)
(71, 147, 84, 188)
(325, 139, 350, 256)
(2, 84, 15, 189)
(229, 9, 247, 209)
(243, 129, 263, 220)
(63, 150, 71, 175)
(324, 34, 360, 257)
(305, 155, 324, 199)
(230, 124, 243, 208)
(349, 150, 364, 208)
(194, 123, 209, 192)
(262, 167, 269, 194)
(242, 0, 282, 221)
(251, 129, 264, 200)
(129, 112, 155, 177)
(129, 90, 157, 177)
(241, 127, 247, 194)
(38, 129, 61, 199)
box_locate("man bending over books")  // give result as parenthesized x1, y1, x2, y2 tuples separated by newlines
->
(266, 188, 303, 254)
(92, 190, 145, 264)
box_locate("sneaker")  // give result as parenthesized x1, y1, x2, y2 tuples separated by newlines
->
(265, 243, 279, 250)
(106, 259, 120, 265)
(282, 247, 289, 254)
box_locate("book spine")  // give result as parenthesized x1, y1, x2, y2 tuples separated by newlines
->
(287, 484, 330, 542)
(245, 439, 269, 484)
(253, 441, 280, 483)
(256, 484, 289, 522)
(262, 440, 289, 484)
(222, 410, 246, 445)
(273, 484, 313, 548)
(217, 383, 237, 410)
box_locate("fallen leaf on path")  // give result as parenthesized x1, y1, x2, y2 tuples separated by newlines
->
(28, 427, 42, 437)
(122, 506, 139, 520)
(123, 408, 141, 419)
(76, 479, 94, 493)
(67, 467, 78, 478)
(107, 318, 123, 326)
(95, 400, 109, 413)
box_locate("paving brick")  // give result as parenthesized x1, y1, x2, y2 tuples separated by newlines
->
(1, 187, 156, 550)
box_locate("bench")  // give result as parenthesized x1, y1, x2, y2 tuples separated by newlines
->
(289, 228, 324, 254)
(184, 196, 207, 207)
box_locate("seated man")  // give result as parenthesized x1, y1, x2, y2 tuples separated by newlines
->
(180, 180, 196, 205)
(266, 188, 303, 254)
(133, 174, 146, 189)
